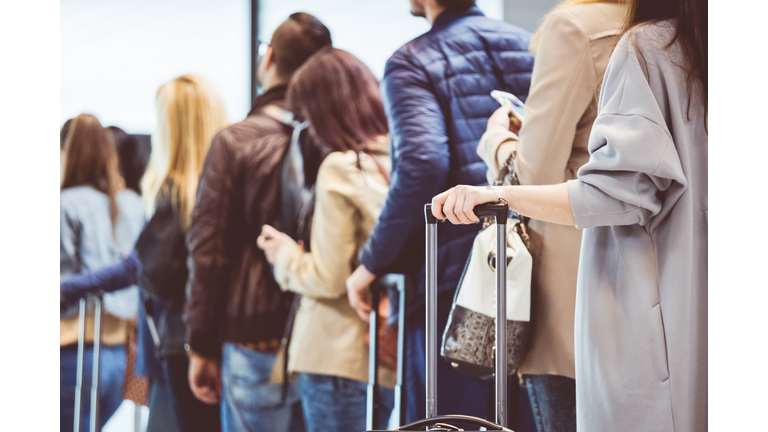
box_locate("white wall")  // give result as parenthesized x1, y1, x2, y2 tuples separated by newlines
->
(60, 1, 513, 134)
(503, 0, 561, 33)
(61, 0, 250, 134)
(258, 0, 504, 80)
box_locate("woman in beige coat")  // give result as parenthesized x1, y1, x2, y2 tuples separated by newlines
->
(257, 48, 395, 432)
(476, 1, 625, 430)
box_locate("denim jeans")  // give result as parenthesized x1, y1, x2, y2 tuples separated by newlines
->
(299, 373, 394, 432)
(221, 343, 304, 432)
(60, 344, 126, 432)
(523, 374, 576, 432)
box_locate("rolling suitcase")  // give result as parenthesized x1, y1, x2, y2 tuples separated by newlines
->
(73, 293, 105, 432)
(366, 202, 514, 432)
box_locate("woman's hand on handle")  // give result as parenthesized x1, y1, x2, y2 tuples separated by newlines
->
(432, 183, 576, 227)
(431, 185, 499, 225)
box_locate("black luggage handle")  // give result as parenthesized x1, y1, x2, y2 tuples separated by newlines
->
(425, 202, 509, 224)
(399, 414, 513, 431)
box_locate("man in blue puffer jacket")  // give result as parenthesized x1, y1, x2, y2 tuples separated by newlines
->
(346, 0, 534, 424)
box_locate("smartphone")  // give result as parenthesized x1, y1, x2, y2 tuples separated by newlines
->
(490, 90, 525, 122)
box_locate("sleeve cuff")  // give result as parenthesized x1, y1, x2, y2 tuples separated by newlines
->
(186, 328, 222, 359)
(567, 179, 643, 229)
(272, 239, 302, 291)
(477, 126, 519, 182)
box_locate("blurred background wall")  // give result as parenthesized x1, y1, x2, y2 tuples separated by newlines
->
(61, 0, 557, 137)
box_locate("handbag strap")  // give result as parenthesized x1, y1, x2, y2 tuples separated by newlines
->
(494, 149, 531, 247)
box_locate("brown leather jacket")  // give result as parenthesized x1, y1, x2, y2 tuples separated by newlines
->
(184, 86, 296, 358)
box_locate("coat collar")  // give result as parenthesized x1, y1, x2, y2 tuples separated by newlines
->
(247, 84, 288, 117)
(431, 5, 485, 31)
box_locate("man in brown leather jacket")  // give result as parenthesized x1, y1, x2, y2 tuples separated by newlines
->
(183, 13, 331, 431)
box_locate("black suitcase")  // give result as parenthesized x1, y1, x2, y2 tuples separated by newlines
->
(366, 202, 514, 431)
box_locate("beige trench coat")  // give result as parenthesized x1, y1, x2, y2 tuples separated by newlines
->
(477, 3, 625, 379)
(273, 136, 396, 388)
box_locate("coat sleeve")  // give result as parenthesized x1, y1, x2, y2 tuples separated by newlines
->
(476, 126, 518, 184)
(567, 36, 686, 229)
(515, 10, 600, 186)
(60, 249, 141, 305)
(359, 51, 450, 275)
(273, 154, 360, 299)
(60, 203, 81, 278)
(184, 131, 236, 358)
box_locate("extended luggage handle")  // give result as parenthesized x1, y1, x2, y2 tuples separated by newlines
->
(425, 202, 509, 224)
(399, 414, 513, 431)
(74, 292, 105, 432)
(423, 202, 510, 429)
(367, 274, 407, 430)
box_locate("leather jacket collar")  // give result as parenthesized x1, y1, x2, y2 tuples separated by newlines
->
(247, 84, 289, 117)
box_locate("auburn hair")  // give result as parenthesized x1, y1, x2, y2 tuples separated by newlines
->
(620, 0, 707, 121)
(142, 74, 229, 230)
(287, 47, 388, 155)
(61, 114, 123, 231)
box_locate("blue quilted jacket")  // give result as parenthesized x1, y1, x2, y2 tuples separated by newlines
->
(360, 6, 534, 300)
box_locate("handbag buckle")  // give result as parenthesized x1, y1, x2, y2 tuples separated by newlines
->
(487, 251, 513, 272)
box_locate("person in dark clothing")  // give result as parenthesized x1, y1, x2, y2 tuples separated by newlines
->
(60, 74, 230, 432)
(345, 0, 534, 425)
(183, 13, 331, 432)
(108, 126, 149, 196)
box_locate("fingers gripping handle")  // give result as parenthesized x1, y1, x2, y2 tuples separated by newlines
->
(425, 202, 509, 224)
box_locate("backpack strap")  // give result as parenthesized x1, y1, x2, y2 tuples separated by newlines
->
(259, 104, 295, 126)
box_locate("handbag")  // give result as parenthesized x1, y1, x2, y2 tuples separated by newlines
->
(440, 150, 532, 379)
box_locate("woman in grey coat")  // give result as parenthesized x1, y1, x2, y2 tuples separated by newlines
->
(430, 0, 707, 430)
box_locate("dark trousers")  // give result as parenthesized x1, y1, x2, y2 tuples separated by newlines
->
(523, 374, 576, 432)
(163, 353, 221, 432)
(404, 293, 519, 427)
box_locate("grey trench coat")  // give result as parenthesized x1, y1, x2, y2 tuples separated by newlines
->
(567, 21, 707, 431)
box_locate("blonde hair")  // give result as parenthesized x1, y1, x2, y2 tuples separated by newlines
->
(142, 75, 229, 230)
(529, 0, 625, 52)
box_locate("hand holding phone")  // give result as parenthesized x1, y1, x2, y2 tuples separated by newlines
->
(490, 90, 525, 127)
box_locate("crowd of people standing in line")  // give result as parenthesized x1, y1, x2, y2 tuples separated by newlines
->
(60, 0, 707, 431)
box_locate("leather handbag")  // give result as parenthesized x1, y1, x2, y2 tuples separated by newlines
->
(440, 150, 532, 379)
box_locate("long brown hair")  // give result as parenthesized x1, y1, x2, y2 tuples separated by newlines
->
(61, 114, 123, 230)
(142, 75, 229, 230)
(620, 0, 707, 118)
(287, 47, 388, 155)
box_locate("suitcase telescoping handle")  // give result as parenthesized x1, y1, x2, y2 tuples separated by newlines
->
(424, 202, 509, 428)
(73, 293, 104, 432)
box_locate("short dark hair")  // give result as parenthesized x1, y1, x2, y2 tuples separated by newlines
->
(436, 0, 476, 10)
(271, 13, 332, 79)
(107, 126, 149, 195)
(288, 47, 388, 155)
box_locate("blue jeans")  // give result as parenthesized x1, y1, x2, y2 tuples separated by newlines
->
(221, 343, 304, 432)
(60, 344, 126, 432)
(299, 373, 394, 432)
(523, 374, 576, 432)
